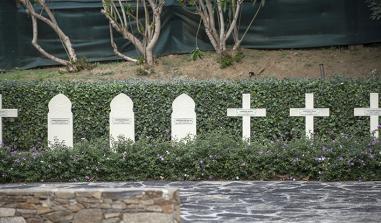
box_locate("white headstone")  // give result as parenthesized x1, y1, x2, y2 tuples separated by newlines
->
(48, 94, 73, 148)
(354, 93, 381, 138)
(227, 94, 266, 143)
(0, 95, 18, 146)
(110, 93, 135, 147)
(290, 93, 329, 139)
(171, 93, 196, 142)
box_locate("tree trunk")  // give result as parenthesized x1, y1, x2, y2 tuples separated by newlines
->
(232, 25, 240, 51)
(145, 48, 154, 65)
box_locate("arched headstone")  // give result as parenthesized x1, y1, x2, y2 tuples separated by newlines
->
(171, 93, 196, 142)
(110, 93, 135, 147)
(48, 94, 73, 148)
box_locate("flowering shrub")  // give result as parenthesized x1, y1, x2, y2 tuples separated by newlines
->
(1, 132, 380, 183)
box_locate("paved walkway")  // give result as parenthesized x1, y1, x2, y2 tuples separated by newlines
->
(1, 181, 381, 222)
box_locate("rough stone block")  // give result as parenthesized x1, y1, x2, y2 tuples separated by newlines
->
(0, 208, 15, 217)
(0, 185, 180, 223)
(73, 209, 103, 223)
(123, 213, 176, 223)
(0, 217, 26, 223)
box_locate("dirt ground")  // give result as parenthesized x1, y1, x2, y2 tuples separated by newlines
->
(2, 45, 381, 81)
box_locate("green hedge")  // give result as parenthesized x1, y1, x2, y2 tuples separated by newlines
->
(1, 79, 381, 149)
(1, 132, 380, 182)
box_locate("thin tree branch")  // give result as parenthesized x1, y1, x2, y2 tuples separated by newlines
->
(234, 1, 263, 50)
(225, 0, 242, 41)
(20, 0, 78, 69)
(102, 9, 145, 55)
(109, 23, 137, 62)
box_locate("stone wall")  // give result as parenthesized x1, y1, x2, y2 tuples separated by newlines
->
(0, 185, 180, 223)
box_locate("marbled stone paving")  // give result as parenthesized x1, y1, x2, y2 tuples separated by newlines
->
(1, 181, 380, 223)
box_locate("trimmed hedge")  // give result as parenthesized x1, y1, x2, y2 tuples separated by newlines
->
(1, 132, 380, 182)
(1, 79, 381, 149)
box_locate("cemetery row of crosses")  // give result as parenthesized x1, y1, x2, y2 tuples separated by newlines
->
(1, 92, 381, 148)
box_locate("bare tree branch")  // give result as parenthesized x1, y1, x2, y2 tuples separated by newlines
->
(109, 24, 138, 62)
(19, 0, 80, 72)
(182, 0, 265, 55)
(102, 0, 164, 65)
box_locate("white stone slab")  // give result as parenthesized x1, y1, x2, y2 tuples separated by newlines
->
(227, 94, 266, 142)
(354, 93, 381, 138)
(290, 93, 329, 139)
(0, 94, 18, 146)
(171, 94, 196, 142)
(48, 94, 73, 148)
(110, 93, 135, 147)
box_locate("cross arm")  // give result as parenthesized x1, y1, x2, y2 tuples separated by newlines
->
(290, 108, 329, 117)
(0, 109, 18, 117)
(354, 108, 381, 116)
(227, 108, 266, 117)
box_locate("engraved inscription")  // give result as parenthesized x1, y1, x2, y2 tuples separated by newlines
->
(299, 109, 320, 116)
(364, 109, 381, 116)
(112, 118, 131, 125)
(175, 118, 194, 125)
(51, 118, 69, 125)
(236, 109, 257, 116)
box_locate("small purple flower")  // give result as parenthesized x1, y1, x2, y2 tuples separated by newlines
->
(14, 158, 21, 164)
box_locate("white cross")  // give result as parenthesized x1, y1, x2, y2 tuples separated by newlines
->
(227, 94, 266, 142)
(0, 95, 18, 146)
(354, 93, 381, 138)
(290, 93, 329, 139)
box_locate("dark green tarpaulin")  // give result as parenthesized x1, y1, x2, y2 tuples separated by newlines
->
(1, 0, 381, 70)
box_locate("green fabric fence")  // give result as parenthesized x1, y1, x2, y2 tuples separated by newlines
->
(0, 0, 381, 70)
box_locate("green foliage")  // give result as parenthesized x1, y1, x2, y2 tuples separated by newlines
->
(1, 132, 380, 183)
(136, 56, 145, 65)
(233, 51, 245, 63)
(69, 58, 96, 72)
(1, 79, 381, 149)
(135, 65, 153, 76)
(191, 48, 203, 61)
(217, 51, 244, 68)
(217, 54, 234, 68)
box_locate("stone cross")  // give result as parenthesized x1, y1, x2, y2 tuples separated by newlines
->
(354, 93, 381, 138)
(290, 93, 329, 139)
(48, 94, 73, 148)
(0, 94, 18, 146)
(110, 93, 135, 147)
(227, 94, 266, 142)
(171, 93, 196, 142)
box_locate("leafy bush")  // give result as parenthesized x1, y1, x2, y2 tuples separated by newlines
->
(217, 51, 244, 68)
(1, 79, 381, 149)
(1, 132, 380, 183)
